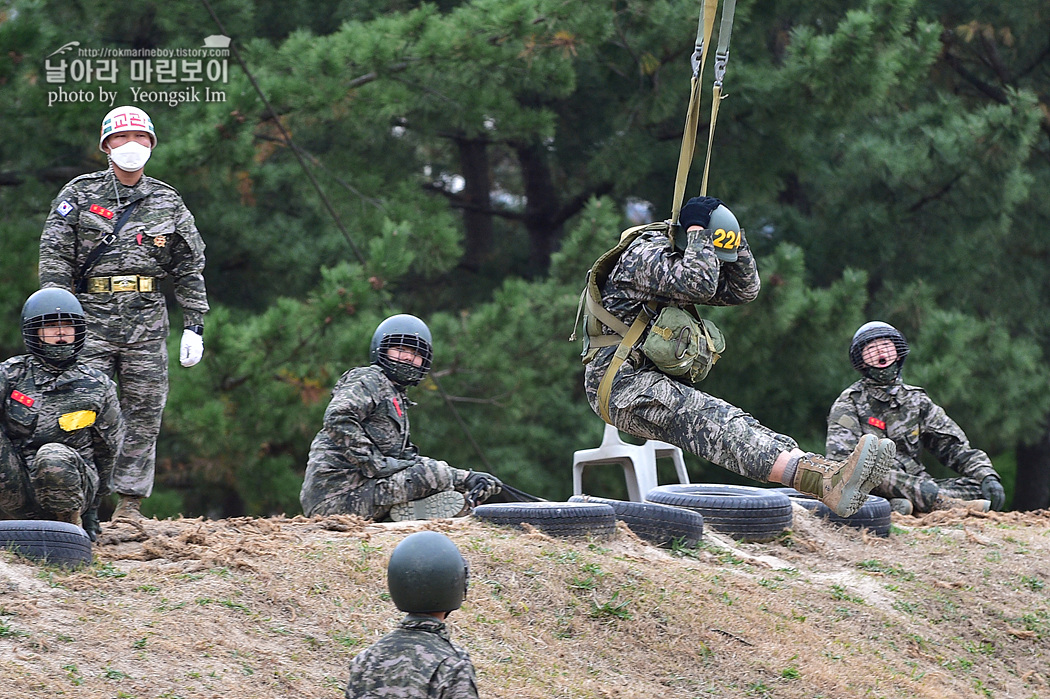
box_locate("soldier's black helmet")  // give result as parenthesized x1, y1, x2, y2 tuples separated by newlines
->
(387, 531, 469, 613)
(849, 321, 909, 381)
(369, 314, 433, 387)
(21, 288, 87, 370)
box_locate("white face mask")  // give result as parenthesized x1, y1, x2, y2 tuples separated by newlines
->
(109, 141, 152, 172)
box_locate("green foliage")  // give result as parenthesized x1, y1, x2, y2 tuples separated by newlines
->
(1, 0, 1048, 512)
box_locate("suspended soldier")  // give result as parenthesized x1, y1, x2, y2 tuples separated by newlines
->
(38, 105, 209, 521)
(0, 289, 124, 540)
(300, 314, 502, 521)
(826, 321, 1005, 515)
(576, 196, 896, 517)
(346, 531, 479, 698)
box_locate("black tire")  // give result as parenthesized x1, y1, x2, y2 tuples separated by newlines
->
(0, 520, 93, 568)
(568, 495, 703, 548)
(771, 488, 892, 537)
(471, 502, 618, 540)
(645, 484, 793, 542)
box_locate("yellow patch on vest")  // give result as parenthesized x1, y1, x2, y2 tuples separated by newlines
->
(59, 410, 97, 431)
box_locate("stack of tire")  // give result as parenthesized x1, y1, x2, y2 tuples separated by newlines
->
(568, 495, 704, 548)
(472, 497, 705, 548)
(646, 484, 793, 542)
(472, 484, 890, 545)
(0, 520, 93, 568)
(471, 501, 619, 540)
(770, 487, 892, 537)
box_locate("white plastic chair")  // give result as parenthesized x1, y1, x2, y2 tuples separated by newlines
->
(572, 423, 690, 502)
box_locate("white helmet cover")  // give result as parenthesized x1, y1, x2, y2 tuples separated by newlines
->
(99, 106, 156, 151)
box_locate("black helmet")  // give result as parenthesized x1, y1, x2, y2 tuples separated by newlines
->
(21, 288, 87, 370)
(369, 314, 433, 386)
(387, 531, 469, 613)
(849, 321, 909, 383)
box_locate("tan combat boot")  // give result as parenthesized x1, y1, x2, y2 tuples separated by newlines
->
(932, 494, 991, 512)
(793, 434, 896, 518)
(112, 495, 144, 521)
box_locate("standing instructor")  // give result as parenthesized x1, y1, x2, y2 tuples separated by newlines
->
(38, 105, 209, 520)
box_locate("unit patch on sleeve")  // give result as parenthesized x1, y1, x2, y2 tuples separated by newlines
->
(56, 200, 75, 217)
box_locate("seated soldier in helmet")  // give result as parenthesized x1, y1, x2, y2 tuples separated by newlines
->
(300, 314, 502, 521)
(346, 531, 479, 698)
(826, 321, 1006, 515)
(0, 289, 125, 540)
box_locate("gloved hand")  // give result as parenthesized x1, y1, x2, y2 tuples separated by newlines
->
(464, 471, 502, 506)
(180, 328, 204, 367)
(82, 506, 101, 542)
(918, 480, 940, 511)
(678, 196, 724, 230)
(980, 476, 1006, 511)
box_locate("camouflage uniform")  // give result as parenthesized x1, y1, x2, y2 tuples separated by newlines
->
(826, 379, 997, 512)
(300, 365, 470, 519)
(584, 228, 797, 482)
(0, 354, 124, 518)
(39, 170, 208, 498)
(345, 614, 479, 699)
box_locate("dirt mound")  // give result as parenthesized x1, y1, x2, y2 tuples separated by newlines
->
(1, 507, 1048, 698)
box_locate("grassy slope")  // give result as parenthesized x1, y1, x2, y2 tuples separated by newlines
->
(0, 507, 1048, 699)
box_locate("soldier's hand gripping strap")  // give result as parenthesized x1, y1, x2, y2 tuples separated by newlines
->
(74, 199, 143, 293)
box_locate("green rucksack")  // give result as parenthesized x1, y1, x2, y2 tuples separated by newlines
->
(641, 306, 725, 383)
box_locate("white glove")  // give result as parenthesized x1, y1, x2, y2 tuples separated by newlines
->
(179, 328, 204, 367)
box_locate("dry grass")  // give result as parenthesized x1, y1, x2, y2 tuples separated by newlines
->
(0, 506, 1048, 698)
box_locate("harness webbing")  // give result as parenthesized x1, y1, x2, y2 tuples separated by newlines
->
(670, 0, 718, 226)
(700, 0, 737, 196)
(595, 306, 652, 424)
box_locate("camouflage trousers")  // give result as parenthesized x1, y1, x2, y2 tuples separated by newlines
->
(872, 469, 984, 513)
(0, 432, 98, 517)
(306, 459, 463, 520)
(81, 335, 167, 498)
(585, 358, 797, 483)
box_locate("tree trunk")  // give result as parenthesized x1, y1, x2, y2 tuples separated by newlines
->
(1014, 420, 1050, 511)
(515, 142, 562, 275)
(455, 136, 493, 272)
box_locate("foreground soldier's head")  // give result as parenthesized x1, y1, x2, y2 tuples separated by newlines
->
(370, 314, 433, 387)
(386, 531, 469, 618)
(849, 321, 910, 385)
(21, 288, 87, 371)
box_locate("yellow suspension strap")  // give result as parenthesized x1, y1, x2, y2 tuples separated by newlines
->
(670, 0, 718, 226)
(700, 0, 737, 196)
